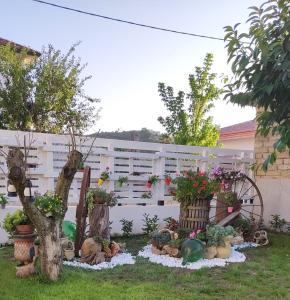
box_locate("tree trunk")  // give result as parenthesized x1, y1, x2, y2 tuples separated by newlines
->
(38, 220, 62, 281)
(89, 204, 110, 240)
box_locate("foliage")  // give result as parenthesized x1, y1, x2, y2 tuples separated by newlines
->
(142, 213, 159, 234)
(176, 227, 192, 240)
(158, 53, 220, 146)
(206, 224, 235, 246)
(219, 191, 238, 206)
(86, 188, 118, 212)
(173, 170, 220, 207)
(270, 214, 287, 232)
(232, 217, 251, 234)
(119, 218, 133, 237)
(224, 1, 290, 170)
(0, 43, 99, 133)
(151, 230, 172, 249)
(2, 210, 30, 235)
(211, 167, 244, 190)
(35, 192, 63, 217)
(98, 168, 110, 186)
(163, 217, 179, 231)
(0, 194, 8, 205)
(141, 191, 152, 199)
(117, 176, 128, 187)
(168, 238, 184, 249)
(147, 175, 159, 185)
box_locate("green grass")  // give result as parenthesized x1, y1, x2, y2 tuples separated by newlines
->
(1, 233, 290, 300)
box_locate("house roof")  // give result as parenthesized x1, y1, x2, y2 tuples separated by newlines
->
(0, 37, 41, 56)
(220, 120, 256, 140)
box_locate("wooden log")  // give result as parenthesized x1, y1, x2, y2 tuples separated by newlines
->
(88, 204, 110, 240)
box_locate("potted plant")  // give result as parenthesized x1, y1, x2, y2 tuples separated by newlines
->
(98, 167, 110, 186)
(86, 188, 118, 210)
(173, 170, 220, 230)
(2, 210, 34, 235)
(35, 192, 63, 218)
(64, 241, 75, 261)
(0, 194, 8, 209)
(220, 191, 238, 213)
(206, 224, 235, 259)
(146, 175, 159, 188)
(117, 176, 128, 187)
(164, 175, 172, 186)
(78, 161, 85, 172)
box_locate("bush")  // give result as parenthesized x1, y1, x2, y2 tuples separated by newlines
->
(0, 194, 8, 206)
(120, 218, 133, 237)
(142, 213, 159, 235)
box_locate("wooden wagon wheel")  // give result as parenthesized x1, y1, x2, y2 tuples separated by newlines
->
(209, 175, 264, 227)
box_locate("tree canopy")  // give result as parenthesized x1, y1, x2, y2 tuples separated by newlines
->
(224, 0, 290, 170)
(158, 53, 220, 147)
(0, 43, 99, 134)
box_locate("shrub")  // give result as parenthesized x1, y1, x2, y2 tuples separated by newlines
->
(206, 224, 235, 246)
(142, 213, 159, 234)
(119, 218, 133, 237)
(0, 194, 8, 206)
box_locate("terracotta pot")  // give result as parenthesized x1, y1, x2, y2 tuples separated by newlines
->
(16, 224, 35, 235)
(14, 239, 34, 262)
(216, 245, 231, 259)
(204, 246, 217, 259)
(227, 207, 234, 213)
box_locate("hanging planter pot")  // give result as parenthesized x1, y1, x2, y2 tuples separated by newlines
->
(24, 179, 34, 202)
(227, 207, 234, 213)
(7, 181, 17, 197)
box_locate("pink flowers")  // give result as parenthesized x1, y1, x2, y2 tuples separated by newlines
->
(189, 229, 201, 239)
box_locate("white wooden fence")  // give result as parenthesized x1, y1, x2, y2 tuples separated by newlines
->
(0, 129, 254, 206)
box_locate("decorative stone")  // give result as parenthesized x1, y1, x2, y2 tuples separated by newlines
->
(151, 245, 166, 255)
(216, 245, 231, 259)
(110, 241, 120, 257)
(163, 245, 179, 257)
(232, 236, 244, 246)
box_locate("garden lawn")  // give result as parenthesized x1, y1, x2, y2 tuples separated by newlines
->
(0, 233, 290, 300)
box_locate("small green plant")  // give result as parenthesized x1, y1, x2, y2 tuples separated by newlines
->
(2, 210, 30, 235)
(120, 218, 133, 237)
(232, 217, 251, 234)
(270, 214, 287, 232)
(86, 188, 118, 212)
(220, 191, 238, 206)
(35, 192, 63, 217)
(0, 194, 8, 206)
(117, 176, 128, 187)
(163, 217, 179, 231)
(141, 191, 152, 199)
(142, 213, 159, 234)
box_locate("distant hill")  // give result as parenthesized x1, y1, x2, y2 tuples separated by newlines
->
(92, 128, 162, 143)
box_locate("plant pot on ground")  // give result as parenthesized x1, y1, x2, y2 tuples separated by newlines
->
(0, 194, 8, 209)
(2, 210, 34, 236)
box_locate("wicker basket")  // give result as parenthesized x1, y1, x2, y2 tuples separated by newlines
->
(179, 198, 210, 230)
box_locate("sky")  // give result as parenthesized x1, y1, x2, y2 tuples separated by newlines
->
(0, 0, 265, 134)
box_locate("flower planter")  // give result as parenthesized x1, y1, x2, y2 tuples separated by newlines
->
(13, 233, 37, 263)
(204, 246, 217, 259)
(64, 249, 75, 261)
(16, 224, 35, 235)
(227, 207, 234, 213)
(179, 198, 210, 230)
(216, 245, 231, 259)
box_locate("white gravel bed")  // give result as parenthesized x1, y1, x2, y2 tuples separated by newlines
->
(63, 252, 135, 271)
(138, 244, 255, 270)
(233, 242, 259, 250)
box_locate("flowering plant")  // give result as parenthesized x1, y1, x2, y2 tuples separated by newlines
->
(210, 167, 244, 190)
(164, 174, 172, 186)
(146, 175, 159, 188)
(35, 192, 63, 217)
(173, 170, 220, 207)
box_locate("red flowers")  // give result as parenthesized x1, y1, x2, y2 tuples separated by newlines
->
(202, 180, 208, 186)
(165, 177, 172, 186)
(193, 182, 199, 188)
(146, 181, 152, 188)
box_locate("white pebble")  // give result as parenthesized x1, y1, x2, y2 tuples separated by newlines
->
(63, 252, 135, 271)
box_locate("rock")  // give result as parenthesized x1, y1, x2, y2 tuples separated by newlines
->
(110, 241, 120, 256)
(81, 238, 102, 257)
(216, 245, 231, 259)
(151, 245, 166, 255)
(163, 245, 179, 257)
(232, 236, 244, 246)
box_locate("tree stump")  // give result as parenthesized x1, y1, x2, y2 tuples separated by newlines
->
(179, 198, 210, 230)
(89, 204, 110, 240)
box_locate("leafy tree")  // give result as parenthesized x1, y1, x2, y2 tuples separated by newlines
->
(0, 43, 99, 133)
(224, 0, 290, 170)
(158, 53, 220, 146)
